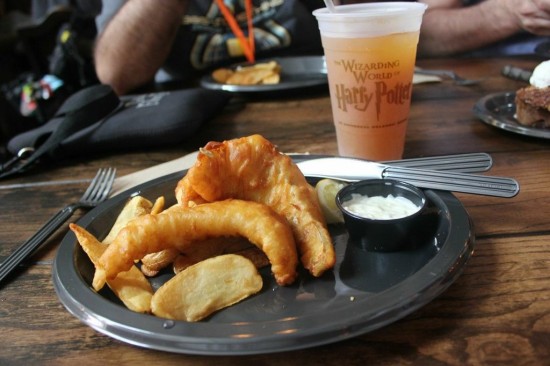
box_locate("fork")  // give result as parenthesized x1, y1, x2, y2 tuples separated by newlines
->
(0, 167, 116, 286)
(414, 67, 480, 86)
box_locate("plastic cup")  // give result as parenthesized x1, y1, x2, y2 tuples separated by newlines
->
(313, 2, 427, 160)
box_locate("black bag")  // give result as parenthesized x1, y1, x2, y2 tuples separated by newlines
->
(0, 84, 230, 179)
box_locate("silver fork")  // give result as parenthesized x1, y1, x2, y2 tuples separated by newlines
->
(415, 67, 480, 86)
(0, 167, 116, 285)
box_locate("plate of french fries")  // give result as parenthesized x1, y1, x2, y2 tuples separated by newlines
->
(53, 155, 474, 355)
(200, 56, 328, 93)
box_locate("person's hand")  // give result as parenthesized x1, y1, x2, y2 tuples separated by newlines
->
(506, 0, 550, 35)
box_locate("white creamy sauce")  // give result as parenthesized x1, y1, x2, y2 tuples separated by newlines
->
(529, 60, 550, 88)
(343, 193, 420, 220)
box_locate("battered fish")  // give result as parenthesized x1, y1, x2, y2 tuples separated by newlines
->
(93, 199, 298, 290)
(175, 134, 335, 277)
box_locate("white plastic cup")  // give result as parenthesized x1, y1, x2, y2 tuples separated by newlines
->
(313, 2, 427, 160)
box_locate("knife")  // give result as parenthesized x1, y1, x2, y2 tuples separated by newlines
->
(297, 157, 519, 198)
(380, 152, 492, 173)
(501, 65, 532, 83)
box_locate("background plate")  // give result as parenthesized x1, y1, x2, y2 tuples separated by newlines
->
(473, 92, 550, 139)
(200, 56, 327, 93)
(53, 156, 474, 355)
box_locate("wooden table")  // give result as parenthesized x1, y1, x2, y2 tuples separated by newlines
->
(1, 56, 548, 365)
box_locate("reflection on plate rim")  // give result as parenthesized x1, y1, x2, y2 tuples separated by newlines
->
(52, 157, 474, 355)
(473, 91, 550, 139)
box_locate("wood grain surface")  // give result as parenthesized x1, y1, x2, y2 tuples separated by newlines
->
(0, 56, 548, 365)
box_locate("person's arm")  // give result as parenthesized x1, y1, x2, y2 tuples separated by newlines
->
(94, 0, 188, 95)
(418, 0, 523, 57)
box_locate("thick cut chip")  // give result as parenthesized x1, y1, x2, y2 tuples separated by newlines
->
(262, 73, 280, 84)
(141, 248, 180, 276)
(70, 223, 153, 313)
(226, 68, 275, 85)
(211, 61, 281, 86)
(171, 237, 267, 273)
(150, 196, 165, 214)
(232, 246, 270, 269)
(102, 196, 154, 245)
(151, 254, 263, 322)
(212, 68, 234, 83)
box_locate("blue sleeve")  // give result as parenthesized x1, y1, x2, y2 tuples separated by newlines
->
(95, 0, 126, 34)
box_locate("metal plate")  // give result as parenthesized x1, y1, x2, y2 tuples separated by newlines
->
(200, 56, 327, 93)
(52, 156, 474, 355)
(473, 92, 550, 139)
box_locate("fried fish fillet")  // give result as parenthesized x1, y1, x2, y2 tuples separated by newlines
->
(175, 134, 335, 277)
(92, 199, 298, 290)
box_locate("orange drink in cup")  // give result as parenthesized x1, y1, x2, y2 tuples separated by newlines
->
(313, 2, 427, 160)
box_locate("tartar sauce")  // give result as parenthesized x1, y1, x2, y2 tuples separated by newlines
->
(343, 194, 420, 220)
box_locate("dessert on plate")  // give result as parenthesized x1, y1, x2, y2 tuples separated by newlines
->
(515, 60, 550, 127)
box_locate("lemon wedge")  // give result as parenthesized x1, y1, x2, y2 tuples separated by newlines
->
(315, 178, 347, 224)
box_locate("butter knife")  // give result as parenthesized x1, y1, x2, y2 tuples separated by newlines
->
(380, 152, 491, 173)
(501, 65, 532, 83)
(297, 157, 519, 198)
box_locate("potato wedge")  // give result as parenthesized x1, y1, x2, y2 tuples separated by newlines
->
(232, 246, 269, 269)
(226, 68, 275, 85)
(211, 61, 281, 85)
(150, 196, 166, 215)
(262, 73, 280, 84)
(102, 196, 154, 245)
(70, 223, 153, 313)
(171, 237, 254, 273)
(212, 68, 234, 83)
(141, 248, 180, 276)
(151, 254, 263, 321)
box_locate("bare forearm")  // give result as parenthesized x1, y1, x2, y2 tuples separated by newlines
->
(94, 0, 188, 94)
(418, 0, 521, 57)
